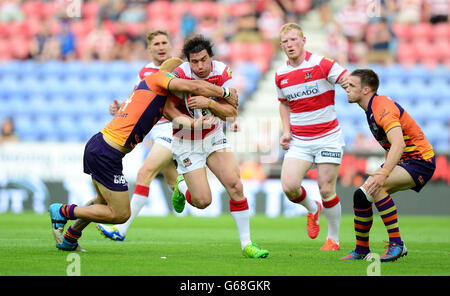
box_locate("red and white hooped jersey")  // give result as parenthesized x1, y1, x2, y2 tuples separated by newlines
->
(170, 60, 233, 140)
(275, 51, 347, 141)
(136, 61, 168, 124)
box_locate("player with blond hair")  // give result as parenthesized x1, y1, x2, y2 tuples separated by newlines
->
(97, 30, 179, 241)
(275, 23, 349, 251)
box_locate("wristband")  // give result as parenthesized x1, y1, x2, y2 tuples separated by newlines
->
(222, 87, 231, 99)
(208, 99, 216, 109)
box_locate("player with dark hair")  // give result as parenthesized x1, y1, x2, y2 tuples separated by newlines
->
(97, 29, 179, 241)
(165, 35, 269, 258)
(341, 69, 436, 262)
(49, 58, 238, 251)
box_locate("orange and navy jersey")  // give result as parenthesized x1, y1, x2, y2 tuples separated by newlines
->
(101, 72, 175, 150)
(366, 94, 434, 161)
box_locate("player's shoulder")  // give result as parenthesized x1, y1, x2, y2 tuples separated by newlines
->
(211, 60, 230, 73)
(173, 62, 191, 78)
(139, 62, 159, 79)
(371, 95, 398, 115)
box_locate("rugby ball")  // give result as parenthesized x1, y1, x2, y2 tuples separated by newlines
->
(184, 93, 212, 119)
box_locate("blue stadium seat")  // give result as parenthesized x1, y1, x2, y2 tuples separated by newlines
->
(54, 115, 84, 142)
(381, 64, 410, 82)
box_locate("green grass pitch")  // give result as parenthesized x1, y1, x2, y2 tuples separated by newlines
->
(0, 213, 449, 276)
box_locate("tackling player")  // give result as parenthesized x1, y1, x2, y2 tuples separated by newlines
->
(341, 69, 435, 262)
(97, 30, 178, 241)
(48, 58, 238, 251)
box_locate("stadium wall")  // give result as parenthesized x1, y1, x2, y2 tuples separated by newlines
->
(0, 142, 449, 216)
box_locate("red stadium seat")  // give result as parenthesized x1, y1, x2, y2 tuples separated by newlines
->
(229, 42, 251, 62)
(433, 23, 450, 41)
(82, 1, 100, 20)
(147, 1, 171, 19)
(22, 1, 44, 19)
(397, 41, 417, 65)
(433, 39, 450, 61)
(191, 1, 219, 19)
(411, 22, 433, 41)
(294, 0, 312, 14)
(414, 40, 439, 67)
(42, 2, 59, 20)
(170, 1, 192, 19)
(0, 39, 12, 60)
(9, 37, 30, 60)
(250, 42, 273, 61)
(393, 23, 412, 41)
(23, 17, 41, 37)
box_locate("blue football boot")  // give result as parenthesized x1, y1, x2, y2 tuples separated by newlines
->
(96, 224, 126, 241)
(49, 203, 67, 245)
(381, 242, 407, 262)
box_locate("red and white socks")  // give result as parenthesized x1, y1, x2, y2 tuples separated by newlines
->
(230, 198, 252, 250)
(116, 184, 149, 235)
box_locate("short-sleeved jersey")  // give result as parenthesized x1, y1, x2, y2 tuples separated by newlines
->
(136, 61, 169, 124)
(366, 94, 434, 161)
(275, 51, 347, 141)
(101, 72, 175, 150)
(170, 60, 233, 140)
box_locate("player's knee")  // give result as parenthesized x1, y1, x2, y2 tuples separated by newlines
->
(319, 187, 334, 200)
(110, 208, 131, 224)
(281, 179, 300, 198)
(136, 165, 156, 184)
(226, 178, 243, 197)
(353, 188, 372, 209)
(195, 198, 211, 209)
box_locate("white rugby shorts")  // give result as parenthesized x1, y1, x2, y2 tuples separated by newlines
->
(284, 130, 345, 164)
(172, 128, 230, 174)
(149, 121, 173, 150)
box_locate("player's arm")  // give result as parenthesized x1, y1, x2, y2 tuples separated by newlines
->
(366, 126, 405, 196)
(187, 96, 237, 121)
(168, 78, 237, 104)
(163, 95, 195, 128)
(279, 100, 291, 150)
(337, 70, 350, 90)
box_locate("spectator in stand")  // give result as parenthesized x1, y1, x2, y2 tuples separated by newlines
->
(82, 22, 114, 61)
(424, 0, 449, 24)
(97, 0, 125, 22)
(111, 20, 133, 60)
(0, 0, 24, 23)
(366, 17, 396, 65)
(59, 19, 76, 61)
(29, 20, 61, 61)
(0, 117, 19, 144)
(324, 23, 349, 66)
(258, 0, 285, 52)
(396, 0, 423, 24)
(231, 2, 263, 43)
(333, 0, 369, 64)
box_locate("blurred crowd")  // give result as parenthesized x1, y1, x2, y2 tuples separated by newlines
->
(0, 0, 313, 64)
(324, 0, 449, 67)
(1, 0, 448, 66)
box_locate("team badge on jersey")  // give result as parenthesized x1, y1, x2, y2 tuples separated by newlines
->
(305, 72, 313, 81)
